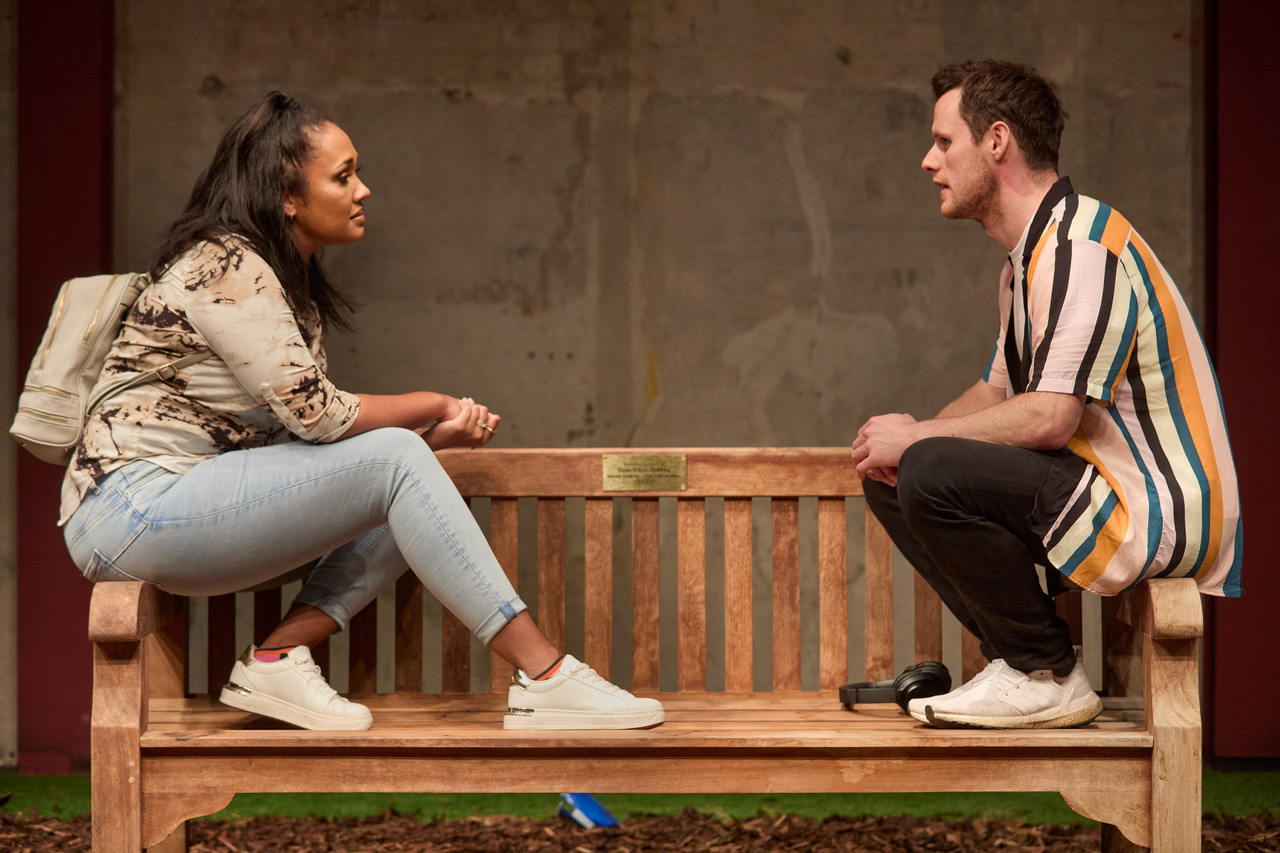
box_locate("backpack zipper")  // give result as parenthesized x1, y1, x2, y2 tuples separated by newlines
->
(37, 286, 71, 371)
(23, 384, 72, 399)
(16, 407, 71, 424)
(83, 274, 121, 345)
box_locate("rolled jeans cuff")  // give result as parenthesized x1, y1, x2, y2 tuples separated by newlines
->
(293, 590, 526, 646)
(473, 597, 528, 645)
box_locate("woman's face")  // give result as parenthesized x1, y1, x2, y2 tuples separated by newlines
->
(284, 122, 370, 260)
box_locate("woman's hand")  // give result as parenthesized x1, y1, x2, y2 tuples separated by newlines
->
(419, 397, 501, 450)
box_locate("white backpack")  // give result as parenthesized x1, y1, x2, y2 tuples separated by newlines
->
(10, 272, 210, 466)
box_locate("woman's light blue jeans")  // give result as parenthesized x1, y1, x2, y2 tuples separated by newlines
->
(63, 428, 525, 644)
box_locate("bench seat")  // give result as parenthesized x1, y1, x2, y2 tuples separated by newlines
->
(142, 694, 1150, 751)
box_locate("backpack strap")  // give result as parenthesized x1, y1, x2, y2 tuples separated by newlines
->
(83, 350, 215, 422)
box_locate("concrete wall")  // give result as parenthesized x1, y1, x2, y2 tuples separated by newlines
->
(1, 0, 17, 770)
(108, 0, 1201, 685)
(115, 0, 1201, 451)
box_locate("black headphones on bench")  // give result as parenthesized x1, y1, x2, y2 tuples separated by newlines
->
(839, 661, 951, 713)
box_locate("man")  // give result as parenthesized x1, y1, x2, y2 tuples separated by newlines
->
(851, 59, 1242, 729)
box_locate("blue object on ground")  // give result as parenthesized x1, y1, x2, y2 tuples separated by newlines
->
(557, 792, 619, 828)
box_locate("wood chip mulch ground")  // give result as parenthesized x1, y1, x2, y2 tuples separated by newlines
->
(3, 808, 1278, 851)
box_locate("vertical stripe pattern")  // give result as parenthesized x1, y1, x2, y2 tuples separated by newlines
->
(988, 179, 1242, 597)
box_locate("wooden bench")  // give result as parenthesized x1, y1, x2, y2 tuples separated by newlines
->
(87, 447, 1203, 852)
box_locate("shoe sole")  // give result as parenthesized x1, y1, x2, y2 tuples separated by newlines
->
(502, 710, 666, 731)
(923, 694, 1103, 730)
(219, 684, 373, 731)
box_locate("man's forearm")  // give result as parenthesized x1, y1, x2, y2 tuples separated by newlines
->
(935, 379, 1006, 419)
(921, 390, 1084, 450)
(852, 384, 1083, 480)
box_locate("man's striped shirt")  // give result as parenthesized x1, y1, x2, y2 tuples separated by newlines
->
(984, 177, 1242, 597)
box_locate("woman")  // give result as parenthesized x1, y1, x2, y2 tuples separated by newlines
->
(61, 91, 663, 733)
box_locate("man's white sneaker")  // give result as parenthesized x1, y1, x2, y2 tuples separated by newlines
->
(918, 656, 1102, 729)
(504, 654, 665, 730)
(907, 659, 1015, 723)
(219, 645, 373, 731)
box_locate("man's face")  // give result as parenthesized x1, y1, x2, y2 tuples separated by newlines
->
(921, 88, 998, 223)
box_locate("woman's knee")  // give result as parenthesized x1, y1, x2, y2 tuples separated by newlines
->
(342, 427, 441, 472)
(346, 427, 456, 497)
(352, 426, 430, 457)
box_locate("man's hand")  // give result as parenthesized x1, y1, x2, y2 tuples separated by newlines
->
(851, 412, 920, 484)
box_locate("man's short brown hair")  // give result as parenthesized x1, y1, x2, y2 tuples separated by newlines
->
(932, 59, 1066, 173)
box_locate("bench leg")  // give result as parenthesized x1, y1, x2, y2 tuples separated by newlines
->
(1147, 633, 1202, 853)
(91, 640, 145, 853)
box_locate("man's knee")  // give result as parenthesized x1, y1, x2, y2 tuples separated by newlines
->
(895, 437, 969, 499)
(862, 476, 897, 522)
(861, 440, 967, 523)
(899, 437, 971, 476)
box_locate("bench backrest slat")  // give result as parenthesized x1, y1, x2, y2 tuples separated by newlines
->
(395, 574, 423, 692)
(677, 499, 708, 691)
(489, 498, 521, 692)
(723, 497, 754, 692)
(348, 605, 377, 695)
(772, 498, 802, 691)
(441, 608, 469, 693)
(914, 573, 943, 663)
(631, 498, 661, 693)
(817, 497, 848, 690)
(207, 594, 236, 698)
(537, 498, 568, 652)
(863, 503, 895, 682)
(583, 498, 614, 682)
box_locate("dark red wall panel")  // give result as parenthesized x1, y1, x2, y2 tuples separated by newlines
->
(1208, 0, 1280, 759)
(16, 0, 114, 772)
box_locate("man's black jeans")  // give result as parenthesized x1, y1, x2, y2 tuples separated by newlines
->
(863, 436, 1086, 677)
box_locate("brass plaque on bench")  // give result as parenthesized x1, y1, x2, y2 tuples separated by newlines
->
(602, 454, 687, 491)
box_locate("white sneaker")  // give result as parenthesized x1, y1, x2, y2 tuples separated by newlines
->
(504, 654, 665, 730)
(919, 656, 1102, 729)
(219, 645, 373, 731)
(907, 659, 1013, 723)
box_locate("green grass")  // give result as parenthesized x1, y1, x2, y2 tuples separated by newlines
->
(3, 770, 1278, 825)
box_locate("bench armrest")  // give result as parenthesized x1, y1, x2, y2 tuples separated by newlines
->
(1140, 577, 1202, 639)
(1113, 577, 1202, 641)
(88, 581, 183, 643)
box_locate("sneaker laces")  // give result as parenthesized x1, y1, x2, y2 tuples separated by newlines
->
(565, 660, 635, 698)
(974, 659, 1007, 682)
(292, 657, 340, 701)
(977, 661, 1029, 694)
